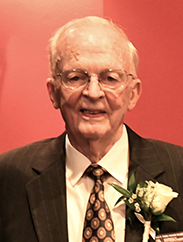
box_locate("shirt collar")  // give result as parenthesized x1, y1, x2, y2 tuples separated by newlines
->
(66, 125, 129, 187)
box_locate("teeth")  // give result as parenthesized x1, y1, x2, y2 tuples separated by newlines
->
(82, 110, 101, 114)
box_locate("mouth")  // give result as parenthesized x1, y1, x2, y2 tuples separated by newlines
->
(81, 109, 105, 114)
(80, 109, 106, 117)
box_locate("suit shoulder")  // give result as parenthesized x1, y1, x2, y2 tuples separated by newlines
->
(143, 138, 183, 170)
(0, 138, 52, 161)
(0, 133, 66, 167)
(148, 138, 183, 155)
(126, 124, 183, 165)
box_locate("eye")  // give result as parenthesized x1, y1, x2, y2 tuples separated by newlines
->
(106, 75, 118, 82)
(102, 72, 120, 82)
(67, 71, 87, 82)
(69, 75, 80, 81)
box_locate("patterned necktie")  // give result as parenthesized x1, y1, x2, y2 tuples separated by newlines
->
(83, 164, 115, 242)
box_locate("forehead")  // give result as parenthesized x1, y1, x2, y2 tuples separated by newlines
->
(56, 24, 130, 69)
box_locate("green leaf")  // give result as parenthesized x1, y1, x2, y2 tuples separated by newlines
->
(151, 222, 160, 235)
(109, 183, 131, 198)
(115, 196, 125, 206)
(114, 195, 135, 210)
(127, 208, 136, 225)
(128, 172, 136, 193)
(125, 199, 135, 210)
(156, 227, 160, 234)
(152, 213, 176, 223)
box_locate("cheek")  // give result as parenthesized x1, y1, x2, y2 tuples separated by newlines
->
(105, 89, 131, 113)
(59, 88, 81, 118)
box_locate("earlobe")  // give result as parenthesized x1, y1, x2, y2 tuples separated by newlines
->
(127, 79, 142, 111)
(46, 78, 60, 109)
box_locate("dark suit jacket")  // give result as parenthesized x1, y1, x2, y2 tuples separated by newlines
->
(0, 125, 183, 242)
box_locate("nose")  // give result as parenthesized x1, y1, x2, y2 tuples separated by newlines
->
(82, 74, 105, 99)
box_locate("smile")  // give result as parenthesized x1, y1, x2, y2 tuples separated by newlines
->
(81, 109, 105, 114)
(81, 109, 106, 116)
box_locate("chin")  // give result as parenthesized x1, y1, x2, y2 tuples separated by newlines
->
(78, 126, 109, 140)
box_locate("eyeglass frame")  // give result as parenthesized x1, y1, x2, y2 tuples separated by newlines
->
(56, 68, 135, 90)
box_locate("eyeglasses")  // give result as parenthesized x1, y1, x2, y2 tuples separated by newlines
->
(56, 68, 134, 90)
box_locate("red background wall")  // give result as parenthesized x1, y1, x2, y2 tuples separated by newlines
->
(0, 0, 183, 154)
(0, 0, 103, 153)
(104, 0, 183, 147)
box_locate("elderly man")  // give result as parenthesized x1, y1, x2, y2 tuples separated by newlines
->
(0, 16, 183, 242)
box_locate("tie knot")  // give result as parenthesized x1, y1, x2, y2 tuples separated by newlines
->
(85, 164, 109, 182)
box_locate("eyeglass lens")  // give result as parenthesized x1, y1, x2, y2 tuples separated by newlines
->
(62, 69, 127, 89)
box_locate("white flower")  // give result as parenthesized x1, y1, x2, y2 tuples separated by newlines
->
(132, 194, 137, 199)
(136, 185, 146, 198)
(135, 206, 141, 213)
(134, 202, 141, 212)
(128, 198, 134, 204)
(145, 181, 178, 215)
(138, 189, 144, 197)
(134, 202, 140, 207)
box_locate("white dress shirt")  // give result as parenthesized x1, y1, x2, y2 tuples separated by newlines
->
(66, 125, 129, 242)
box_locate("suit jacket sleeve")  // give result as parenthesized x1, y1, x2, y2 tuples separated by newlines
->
(0, 133, 68, 242)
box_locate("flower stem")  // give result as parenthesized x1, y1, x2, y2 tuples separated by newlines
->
(142, 221, 151, 242)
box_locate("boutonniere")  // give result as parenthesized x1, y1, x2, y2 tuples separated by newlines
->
(109, 173, 178, 242)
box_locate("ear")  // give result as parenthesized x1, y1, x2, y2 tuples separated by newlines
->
(46, 78, 60, 109)
(127, 78, 142, 111)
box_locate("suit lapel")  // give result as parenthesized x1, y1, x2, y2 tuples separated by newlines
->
(26, 133, 68, 242)
(127, 125, 165, 182)
(125, 125, 165, 242)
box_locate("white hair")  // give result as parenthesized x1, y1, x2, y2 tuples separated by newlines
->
(49, 16, 139, 77)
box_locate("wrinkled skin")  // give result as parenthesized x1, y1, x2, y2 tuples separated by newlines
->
(47, 25, 141, 162)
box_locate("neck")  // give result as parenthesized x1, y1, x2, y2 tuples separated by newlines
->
(68, 130, 123, 163)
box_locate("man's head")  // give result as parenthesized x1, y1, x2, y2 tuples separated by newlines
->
(49, 16, 139, 78)
(47, 16, 141, 151)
